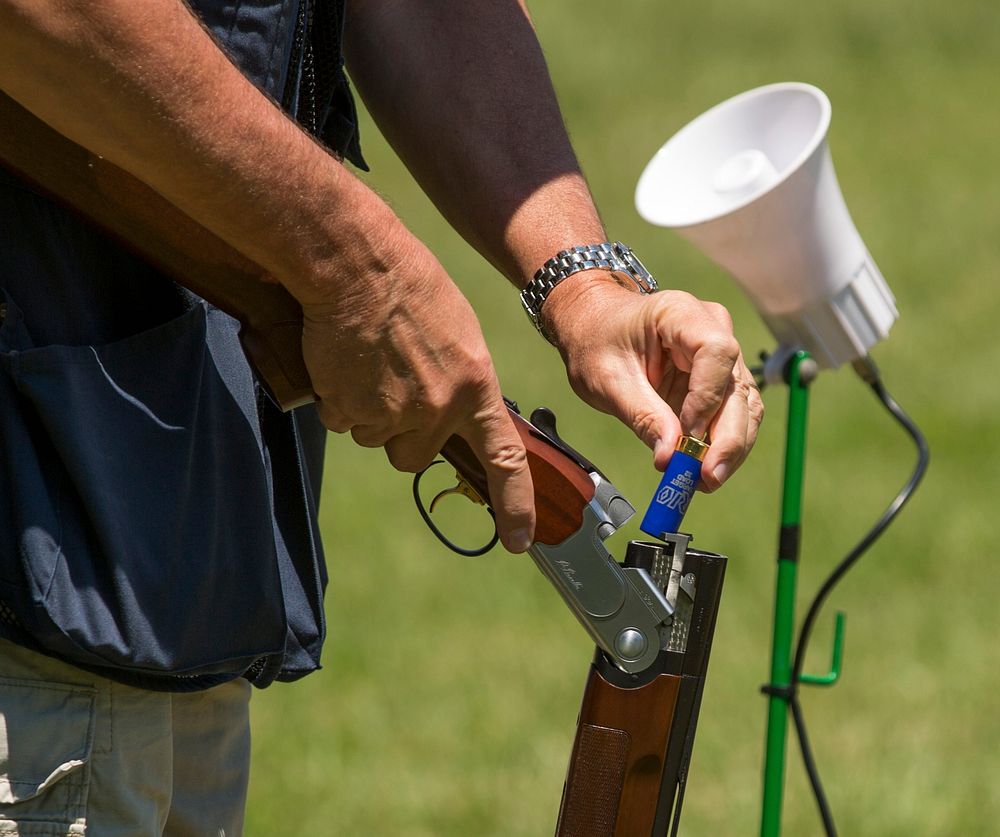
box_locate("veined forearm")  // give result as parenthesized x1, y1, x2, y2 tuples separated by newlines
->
(0, 0, 388, 305)
(345, 0, 607, 286)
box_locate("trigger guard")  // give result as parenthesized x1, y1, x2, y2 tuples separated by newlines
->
(413, 462, 500, 557)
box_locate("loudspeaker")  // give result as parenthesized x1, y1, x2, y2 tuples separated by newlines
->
(635, 82, 896, 369)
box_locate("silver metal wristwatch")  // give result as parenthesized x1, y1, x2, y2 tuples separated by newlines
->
(520, 241, 658, 340)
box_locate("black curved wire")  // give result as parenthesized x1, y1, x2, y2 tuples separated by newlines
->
(790, 358, 931, 836)
(790, 694, 837, 834)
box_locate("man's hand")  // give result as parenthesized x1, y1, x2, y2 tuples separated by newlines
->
(343, 1, 761, 490)
(300, 220, 535, 553)
(541, 276, 763, 491)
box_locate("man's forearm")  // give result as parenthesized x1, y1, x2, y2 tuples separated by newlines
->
(0, 0, 390, 305)
(345, 0, 608, 287)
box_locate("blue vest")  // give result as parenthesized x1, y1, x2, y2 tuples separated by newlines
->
(0, 0, 362, 690)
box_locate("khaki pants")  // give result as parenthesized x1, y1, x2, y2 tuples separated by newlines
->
(0, 638, 252, 837)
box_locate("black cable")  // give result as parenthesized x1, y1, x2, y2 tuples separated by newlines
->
(790, 694, 838, 835)
(788, 356, 931, 835)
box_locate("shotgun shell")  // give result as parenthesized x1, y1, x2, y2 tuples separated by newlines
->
(639, 435, 710, 539)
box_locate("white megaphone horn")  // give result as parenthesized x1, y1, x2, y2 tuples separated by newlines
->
(636, 82, 897, 372)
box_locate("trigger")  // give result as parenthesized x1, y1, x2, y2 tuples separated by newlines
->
(429, 475, 487, 513)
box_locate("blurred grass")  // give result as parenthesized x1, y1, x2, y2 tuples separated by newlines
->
(246, 0, 1000, 833)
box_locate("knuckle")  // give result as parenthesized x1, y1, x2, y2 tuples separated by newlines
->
(686, 389, 719, 416)
(713, 437, 745, 463)
(749, 391, 766, 424)
(703, 332, 740, 361)
(694, 337, 741, 379)
(705, 301, 734, 329)
(375, 391, 406, 423)
(420, 386, 453, 419)
(630, 408, 661, 443)
(488, 440, 528, 475)
(350, 425, 388, 448)
(732, 376, 755, 401)
(317, 402, 352, 434)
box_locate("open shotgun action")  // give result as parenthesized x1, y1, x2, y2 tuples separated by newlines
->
(433, 405, 728, 836)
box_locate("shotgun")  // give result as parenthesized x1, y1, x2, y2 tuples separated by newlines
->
(0, 91, 727, 834)
(431, 405, 727, 836)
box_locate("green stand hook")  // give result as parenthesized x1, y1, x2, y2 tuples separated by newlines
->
(799, 612, 846, 687)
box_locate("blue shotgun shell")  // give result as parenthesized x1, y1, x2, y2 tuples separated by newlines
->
(640, 436, 710, 538)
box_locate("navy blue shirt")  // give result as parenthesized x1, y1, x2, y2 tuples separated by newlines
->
(0, 0, 361, 690)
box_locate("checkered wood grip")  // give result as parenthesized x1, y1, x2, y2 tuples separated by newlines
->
(555, 724, 629, 837)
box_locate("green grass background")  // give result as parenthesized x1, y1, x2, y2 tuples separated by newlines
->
(246, 1, 999, 833)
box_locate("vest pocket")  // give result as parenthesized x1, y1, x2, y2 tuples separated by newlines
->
(0, 676, 93, 833)
(0, 293, 286, 677)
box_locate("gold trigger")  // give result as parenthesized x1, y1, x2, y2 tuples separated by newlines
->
(429, 474, 487, 513)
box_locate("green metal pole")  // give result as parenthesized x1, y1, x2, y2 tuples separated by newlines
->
(760, 351, 815, 837)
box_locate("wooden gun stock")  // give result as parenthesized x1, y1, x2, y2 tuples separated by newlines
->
(556, 549, 727, 837)
(0, 91, 313, 409)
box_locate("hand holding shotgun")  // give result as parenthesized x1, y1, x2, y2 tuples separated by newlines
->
(0, 82, 737, 820)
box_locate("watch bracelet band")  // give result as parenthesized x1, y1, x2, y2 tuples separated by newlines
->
(520, 241, 658, 340)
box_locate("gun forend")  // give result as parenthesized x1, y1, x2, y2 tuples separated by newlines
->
(555, 547, 726, 837)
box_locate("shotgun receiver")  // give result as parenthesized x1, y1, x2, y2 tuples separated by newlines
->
(1, 92, 727, 834)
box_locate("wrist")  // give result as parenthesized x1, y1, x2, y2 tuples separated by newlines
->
(520, 241, 658, 343)
(539, 270, 644, 346)
(283, 177, 408, 309)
